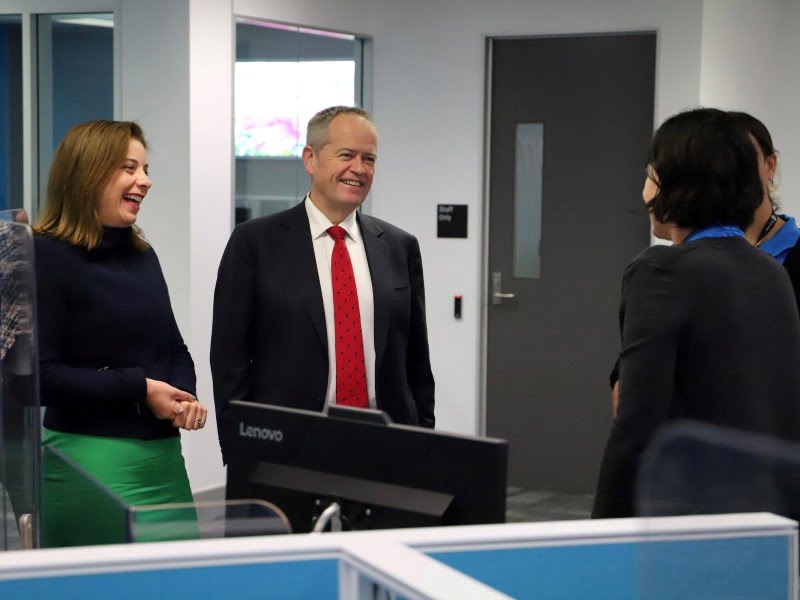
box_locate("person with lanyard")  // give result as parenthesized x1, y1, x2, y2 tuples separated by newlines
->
(592, 108, 800, 519)
(732, 112, 800, 307)
(607, 111, 800, 417)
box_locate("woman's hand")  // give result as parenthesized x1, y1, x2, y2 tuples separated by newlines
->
(145, 378, 195, 421)
(171, 398, 209, 431)
(145, 378, 208, 431)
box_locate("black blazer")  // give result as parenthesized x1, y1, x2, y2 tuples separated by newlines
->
(593, 236, 800, 518)
(211, 202, 435, 446)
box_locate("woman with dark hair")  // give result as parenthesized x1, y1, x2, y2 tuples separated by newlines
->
(609, 111, 798, 416)
(731, 112, 800, 306)
(34, 120, 208, 546)
(592, 108, 800, 519)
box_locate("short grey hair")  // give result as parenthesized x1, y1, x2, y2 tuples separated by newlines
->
(306, 106, 375, 152)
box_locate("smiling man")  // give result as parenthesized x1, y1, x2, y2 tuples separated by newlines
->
(211, 106, 435, 459)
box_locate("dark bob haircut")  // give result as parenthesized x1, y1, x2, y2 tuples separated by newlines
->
(728, 110, 776, 159)
(647, 108, 762, 231)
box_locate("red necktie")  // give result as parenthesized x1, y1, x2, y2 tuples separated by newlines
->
(327, 225, 368, 408)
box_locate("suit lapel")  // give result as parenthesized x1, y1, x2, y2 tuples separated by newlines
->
(280, 202, 328, 352)
(359, 213, 392, 370)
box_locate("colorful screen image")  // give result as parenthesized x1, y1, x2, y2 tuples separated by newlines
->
(235, 61, 356, 158)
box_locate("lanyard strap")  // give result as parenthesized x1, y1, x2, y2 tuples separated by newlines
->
(756, 212, 778, 244)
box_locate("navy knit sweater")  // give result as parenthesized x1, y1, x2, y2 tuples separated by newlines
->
(35, 227, 196, 440)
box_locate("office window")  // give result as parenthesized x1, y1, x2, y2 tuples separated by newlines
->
(36, 13, 114, 212)
(513, 123, 544, 279)
(234, 20, 368, 223)
(235, 61, 355, 158)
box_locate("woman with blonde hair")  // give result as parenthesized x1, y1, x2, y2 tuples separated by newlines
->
(34, 120, 207, 546)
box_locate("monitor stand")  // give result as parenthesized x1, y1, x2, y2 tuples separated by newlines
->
(311, 501, 342, 533)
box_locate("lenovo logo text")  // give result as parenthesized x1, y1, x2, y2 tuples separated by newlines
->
(239, 421, 284, 443)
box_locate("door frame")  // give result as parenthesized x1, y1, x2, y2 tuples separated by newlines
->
(478, 31, 660, 438)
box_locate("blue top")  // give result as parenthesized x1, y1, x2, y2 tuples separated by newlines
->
(684, 224, 745, 243)
(758, 215, 800, 265)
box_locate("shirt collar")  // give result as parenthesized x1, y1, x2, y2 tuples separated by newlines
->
(683, 224, 745, 243)
(305, 195, 361, 242)
(760, 215, 800, 261)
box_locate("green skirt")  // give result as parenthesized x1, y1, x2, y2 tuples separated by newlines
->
(41, 429, 198, 547)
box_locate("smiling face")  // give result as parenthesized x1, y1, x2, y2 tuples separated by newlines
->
(302, 114, 377, 223)
(96, 138, 151, 228)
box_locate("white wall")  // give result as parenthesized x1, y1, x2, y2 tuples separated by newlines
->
(119, 0, 190, 334)
(233, 0, 704, 441)
(185, 0, 233, 492)
(699, 0, 800, 215)
(777, 0, 800, 214)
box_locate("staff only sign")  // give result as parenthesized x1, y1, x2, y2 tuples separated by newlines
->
(437, 204, 468, 238)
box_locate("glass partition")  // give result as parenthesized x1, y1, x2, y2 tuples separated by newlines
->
(637, 420, 800, 519)
(42, 444, 291, 546)
(41, 445, 129, 547)
(636, 420, 800, 598)
(128, 499, 291, 542)
(234, 19, 367, 224)
(0, 212, 40, 550)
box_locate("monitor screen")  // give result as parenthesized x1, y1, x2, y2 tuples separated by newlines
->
(220, 401, 509, 533)
(234, 61, 356, 158)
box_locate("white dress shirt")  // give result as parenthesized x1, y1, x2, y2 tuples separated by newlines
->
(305, 196, 376, 408)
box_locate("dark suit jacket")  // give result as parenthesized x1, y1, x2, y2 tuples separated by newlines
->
(211, 202, 435, 448)
(593, 236, 800, 518)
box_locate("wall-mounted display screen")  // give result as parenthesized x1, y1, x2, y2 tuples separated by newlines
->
(234, 61, 355, 158)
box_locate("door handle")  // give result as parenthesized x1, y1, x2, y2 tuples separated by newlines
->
(491, 272, 516, 306)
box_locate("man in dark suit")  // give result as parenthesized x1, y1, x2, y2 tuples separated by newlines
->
(211, 106, 435, 451)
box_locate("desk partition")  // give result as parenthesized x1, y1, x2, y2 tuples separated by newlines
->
(0, 513, 794, 599)
(416, 514, 796, 599)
